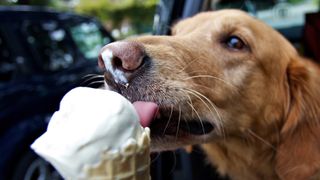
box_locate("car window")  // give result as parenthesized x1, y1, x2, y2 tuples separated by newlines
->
(0, 32, 14, 82)
(23, 20, 75, 72)
(69, 21, 112, 60)
(204, 0, 319, 29)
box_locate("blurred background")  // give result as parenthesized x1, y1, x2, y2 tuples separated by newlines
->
(0, 0, 158, 39)
(0, 0, 319, 180)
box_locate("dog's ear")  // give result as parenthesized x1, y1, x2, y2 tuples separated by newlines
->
(275, 58, 320, 179)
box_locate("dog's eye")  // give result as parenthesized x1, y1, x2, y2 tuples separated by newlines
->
(225, 36, 245, 50)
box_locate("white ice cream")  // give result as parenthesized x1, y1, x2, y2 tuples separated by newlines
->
(31, 87, 143, 179)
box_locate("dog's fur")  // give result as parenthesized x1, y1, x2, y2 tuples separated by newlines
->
(103, 10, 320, 179)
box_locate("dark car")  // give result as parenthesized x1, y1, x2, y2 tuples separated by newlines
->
(0, 6, 113, 180)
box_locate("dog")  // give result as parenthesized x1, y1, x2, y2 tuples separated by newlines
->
(98, 10, 320, 180)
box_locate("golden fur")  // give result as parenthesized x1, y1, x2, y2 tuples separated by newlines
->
(102, 10, 320, 179)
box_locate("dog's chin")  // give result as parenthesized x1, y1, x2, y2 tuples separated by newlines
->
(149, 114, 215, 152)
(150, 132, 215, 152)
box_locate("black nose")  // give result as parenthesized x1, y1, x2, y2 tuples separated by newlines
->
(98, 41, 145, 84)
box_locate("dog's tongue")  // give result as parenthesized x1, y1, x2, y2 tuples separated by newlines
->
(133, 101, 158, 128)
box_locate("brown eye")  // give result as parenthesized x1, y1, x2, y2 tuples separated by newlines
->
(225, 36, 245, 50)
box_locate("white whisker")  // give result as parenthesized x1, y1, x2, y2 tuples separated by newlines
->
(187, 102, 207, 140)
(182, 89, 216, 129)
(178, 59, 199, 73)
(87, 80, 105, 87)
(162, 105, 174, 136)
(175, 106, 182, 141)
(247, 129, 277, 151)
(82, 74, 104, 79)
(183, 88, 225, 136)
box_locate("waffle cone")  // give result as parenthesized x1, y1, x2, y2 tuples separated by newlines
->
(81, 128, 151, 180)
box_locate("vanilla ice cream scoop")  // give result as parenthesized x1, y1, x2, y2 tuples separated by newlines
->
(31, 87, 146, 179)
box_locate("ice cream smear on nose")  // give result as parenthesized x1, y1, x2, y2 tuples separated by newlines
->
(31, 87, 158, 179)
(101, 49, 128, 84)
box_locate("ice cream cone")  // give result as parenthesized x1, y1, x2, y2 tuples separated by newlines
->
(82, 128, 151, 180)
(31, 88, 153, 180)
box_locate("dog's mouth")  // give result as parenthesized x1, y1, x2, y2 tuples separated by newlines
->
(103, 75, 215, 138)
(133, 101, 214, 137)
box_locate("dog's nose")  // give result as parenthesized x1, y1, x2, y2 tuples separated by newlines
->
(98, 41, 145, 84)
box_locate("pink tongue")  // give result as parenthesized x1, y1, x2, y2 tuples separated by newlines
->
(133, 101, 158, 128)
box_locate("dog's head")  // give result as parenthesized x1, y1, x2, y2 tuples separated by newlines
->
(98, 10, 297, 151)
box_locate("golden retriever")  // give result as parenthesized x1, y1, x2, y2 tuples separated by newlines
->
(98, 10, 320, 180)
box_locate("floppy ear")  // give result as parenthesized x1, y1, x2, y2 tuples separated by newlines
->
(275, 58, 320, 179)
